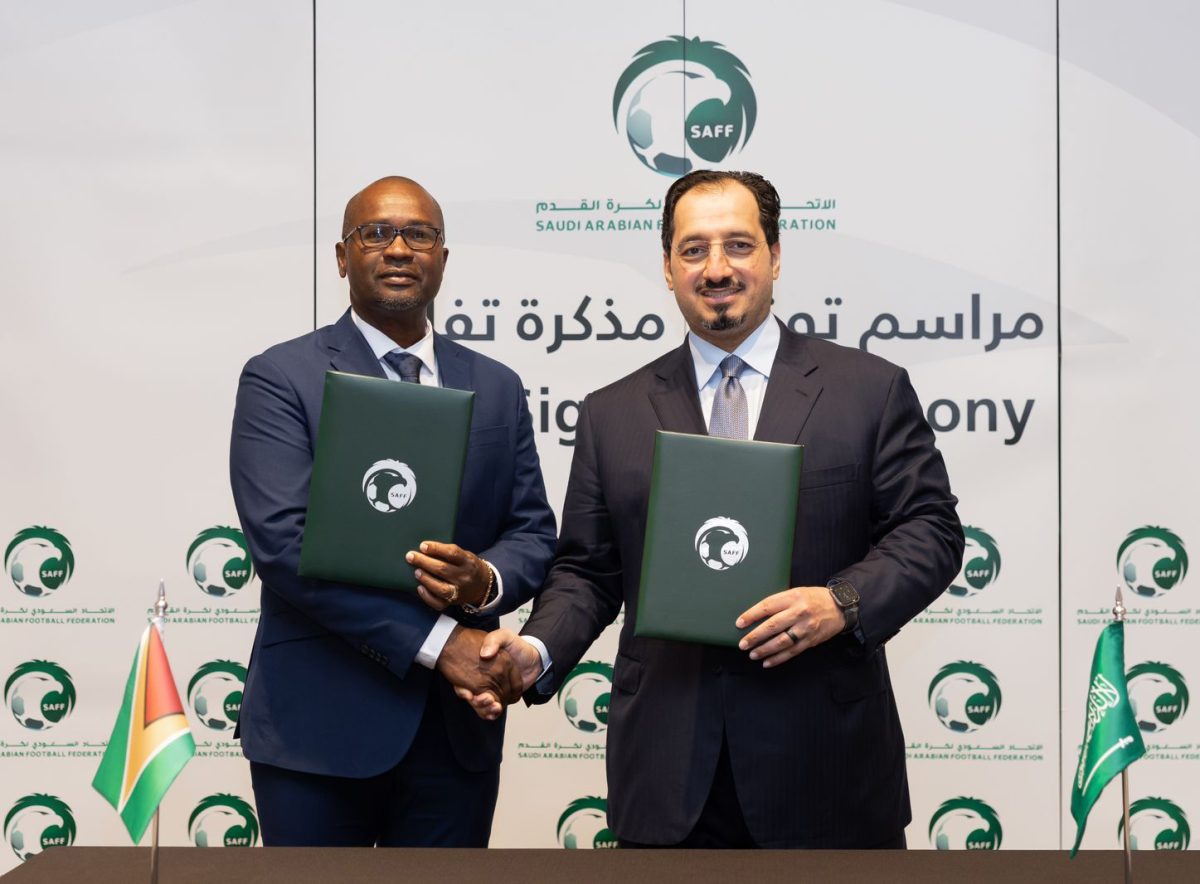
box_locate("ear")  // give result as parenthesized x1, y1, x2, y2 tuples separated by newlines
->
(335, 241, 348, 278)
(769, 241, 781, 281)
(441, 246, 449, 267)
(662, 251, 673, 291)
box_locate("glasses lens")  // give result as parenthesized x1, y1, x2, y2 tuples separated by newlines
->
(359, 224, 395, 247)
(723, 240, 758, 258)
(400, 226, 439, 250)
(677, 242, 711, 262)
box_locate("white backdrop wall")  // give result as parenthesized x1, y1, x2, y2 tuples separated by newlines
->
(0, 1, 1194, 871)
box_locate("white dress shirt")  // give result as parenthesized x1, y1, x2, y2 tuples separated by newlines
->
(688, 313, 780, 434)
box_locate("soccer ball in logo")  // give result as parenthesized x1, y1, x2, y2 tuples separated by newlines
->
(928, 662, 1002, 733)
(5, 661, 76, 730)
(949, 526, 1000, 598)
(187, 661, 247, 731)
(1121, 797, 1191, 850)
(557, 797, 617, 849)
(612, 36, 757, 177)
(1117, 526, 1188, 599)
(4, 794, 76, 862)
(188, 794, 259, 848)
(929, 797, 1002, 850)
(695, 517, 749, 571)
(186, 526, 254, 598)
(557, 661, 613, 734)
(1126, 662, 1189, 734)
(362, 459, 418, 513)
(4, 527, 74, 597)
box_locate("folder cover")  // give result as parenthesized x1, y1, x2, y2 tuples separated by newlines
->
(298, 370, 474, 592)
(635, 430, 803, 647)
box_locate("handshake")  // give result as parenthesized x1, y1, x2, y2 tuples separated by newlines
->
(435, 626, 542, 721)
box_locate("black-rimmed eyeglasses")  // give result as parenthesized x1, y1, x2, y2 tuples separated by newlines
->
(343, 223, 443, 251)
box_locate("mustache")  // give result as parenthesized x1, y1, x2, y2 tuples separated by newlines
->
(697, 278, 742, 292)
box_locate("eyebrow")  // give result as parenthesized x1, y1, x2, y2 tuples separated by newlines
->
(676, 229, 758, 242)
(358, 218, 436, 226)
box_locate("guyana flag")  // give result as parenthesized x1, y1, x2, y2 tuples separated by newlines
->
(92, 623, 196, 842)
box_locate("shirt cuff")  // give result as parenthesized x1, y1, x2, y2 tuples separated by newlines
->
(416, 614, 458, 669)
(521, 635, 555, 695)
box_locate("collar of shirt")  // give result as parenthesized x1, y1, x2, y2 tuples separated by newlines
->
(688, 314, 781, 433)
(350, 308, 439, 386)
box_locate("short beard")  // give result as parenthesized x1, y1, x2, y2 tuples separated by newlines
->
(370, 292, 425, 314)
(700, 305, 745, 332)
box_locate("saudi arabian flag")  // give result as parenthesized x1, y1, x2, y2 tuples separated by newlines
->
(92, 622, 196, 843)
(1070, 621, 1145, 856)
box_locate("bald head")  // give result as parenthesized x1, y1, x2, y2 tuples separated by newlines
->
(341, 176, 445, 239)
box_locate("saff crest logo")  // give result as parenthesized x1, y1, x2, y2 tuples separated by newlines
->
(1120, 797, 1190, 850)
(1127, 662, 1189, 734)
(557, 661, 613, 734)
(187, 661, 246, 732)
(929, 797, 1002, 850)
(949, 526, 1001, 597)
(557, 796, 617, 849)
(1118, 526, 1188, 599)
(5, 661, 76, 731)
(362, 459, 417, 513)
(186, 526, 254, 598)
(695, 517, 749, 571)
(928, 661, 1002, 732)
(612, 35, 757, 177)
(4, 794, 76, 862)
(188, 794, 259, 847)
(5, 527, 74, 597)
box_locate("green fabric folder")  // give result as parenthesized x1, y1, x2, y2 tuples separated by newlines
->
(635, 430, 803, 647)
(298, 370, 474, 592)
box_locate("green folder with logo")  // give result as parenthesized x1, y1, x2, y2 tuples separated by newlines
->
(298, 370, 474, 592)
(635, 430, 803, 647)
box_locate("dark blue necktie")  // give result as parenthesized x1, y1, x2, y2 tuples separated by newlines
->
(383, 351, 423, 384)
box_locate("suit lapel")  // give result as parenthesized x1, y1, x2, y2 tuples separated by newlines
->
(327, 310, 387, 379)
(753, 323, 823, 444)
(432, 335, 473, 392)
(648, 339, 707, 434)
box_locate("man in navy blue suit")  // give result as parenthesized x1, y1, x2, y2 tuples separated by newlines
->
(229, 176, 556, 847)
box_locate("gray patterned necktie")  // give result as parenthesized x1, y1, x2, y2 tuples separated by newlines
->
(383, 351, 423, 384)
(708, 354, 748, 439)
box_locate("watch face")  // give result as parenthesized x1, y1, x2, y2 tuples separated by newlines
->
(830, 582, 859, 607)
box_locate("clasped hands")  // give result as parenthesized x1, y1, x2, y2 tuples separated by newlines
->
(437, 585, 846, 722)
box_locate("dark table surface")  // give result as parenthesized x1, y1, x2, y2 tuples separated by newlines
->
(3, 846, 1195, 883)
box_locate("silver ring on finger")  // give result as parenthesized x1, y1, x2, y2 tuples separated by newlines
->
(446, 585, 459, 605)
(786, 626, 801, 644)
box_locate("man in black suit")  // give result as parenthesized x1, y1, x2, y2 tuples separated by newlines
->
(475, 170, 963, 848)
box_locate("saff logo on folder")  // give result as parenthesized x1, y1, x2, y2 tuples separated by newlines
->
(694, 517, 749, 571)
(362, 459, 418, 513)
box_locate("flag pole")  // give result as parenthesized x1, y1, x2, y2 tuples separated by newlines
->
(150, 809, 160, 884)
(149, 580, 169, 884)
(1113, 586, 1133, 884)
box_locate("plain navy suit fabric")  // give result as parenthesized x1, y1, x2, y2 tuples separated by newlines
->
(522, 323, 964, 848)
(228, 310, 555, 841)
